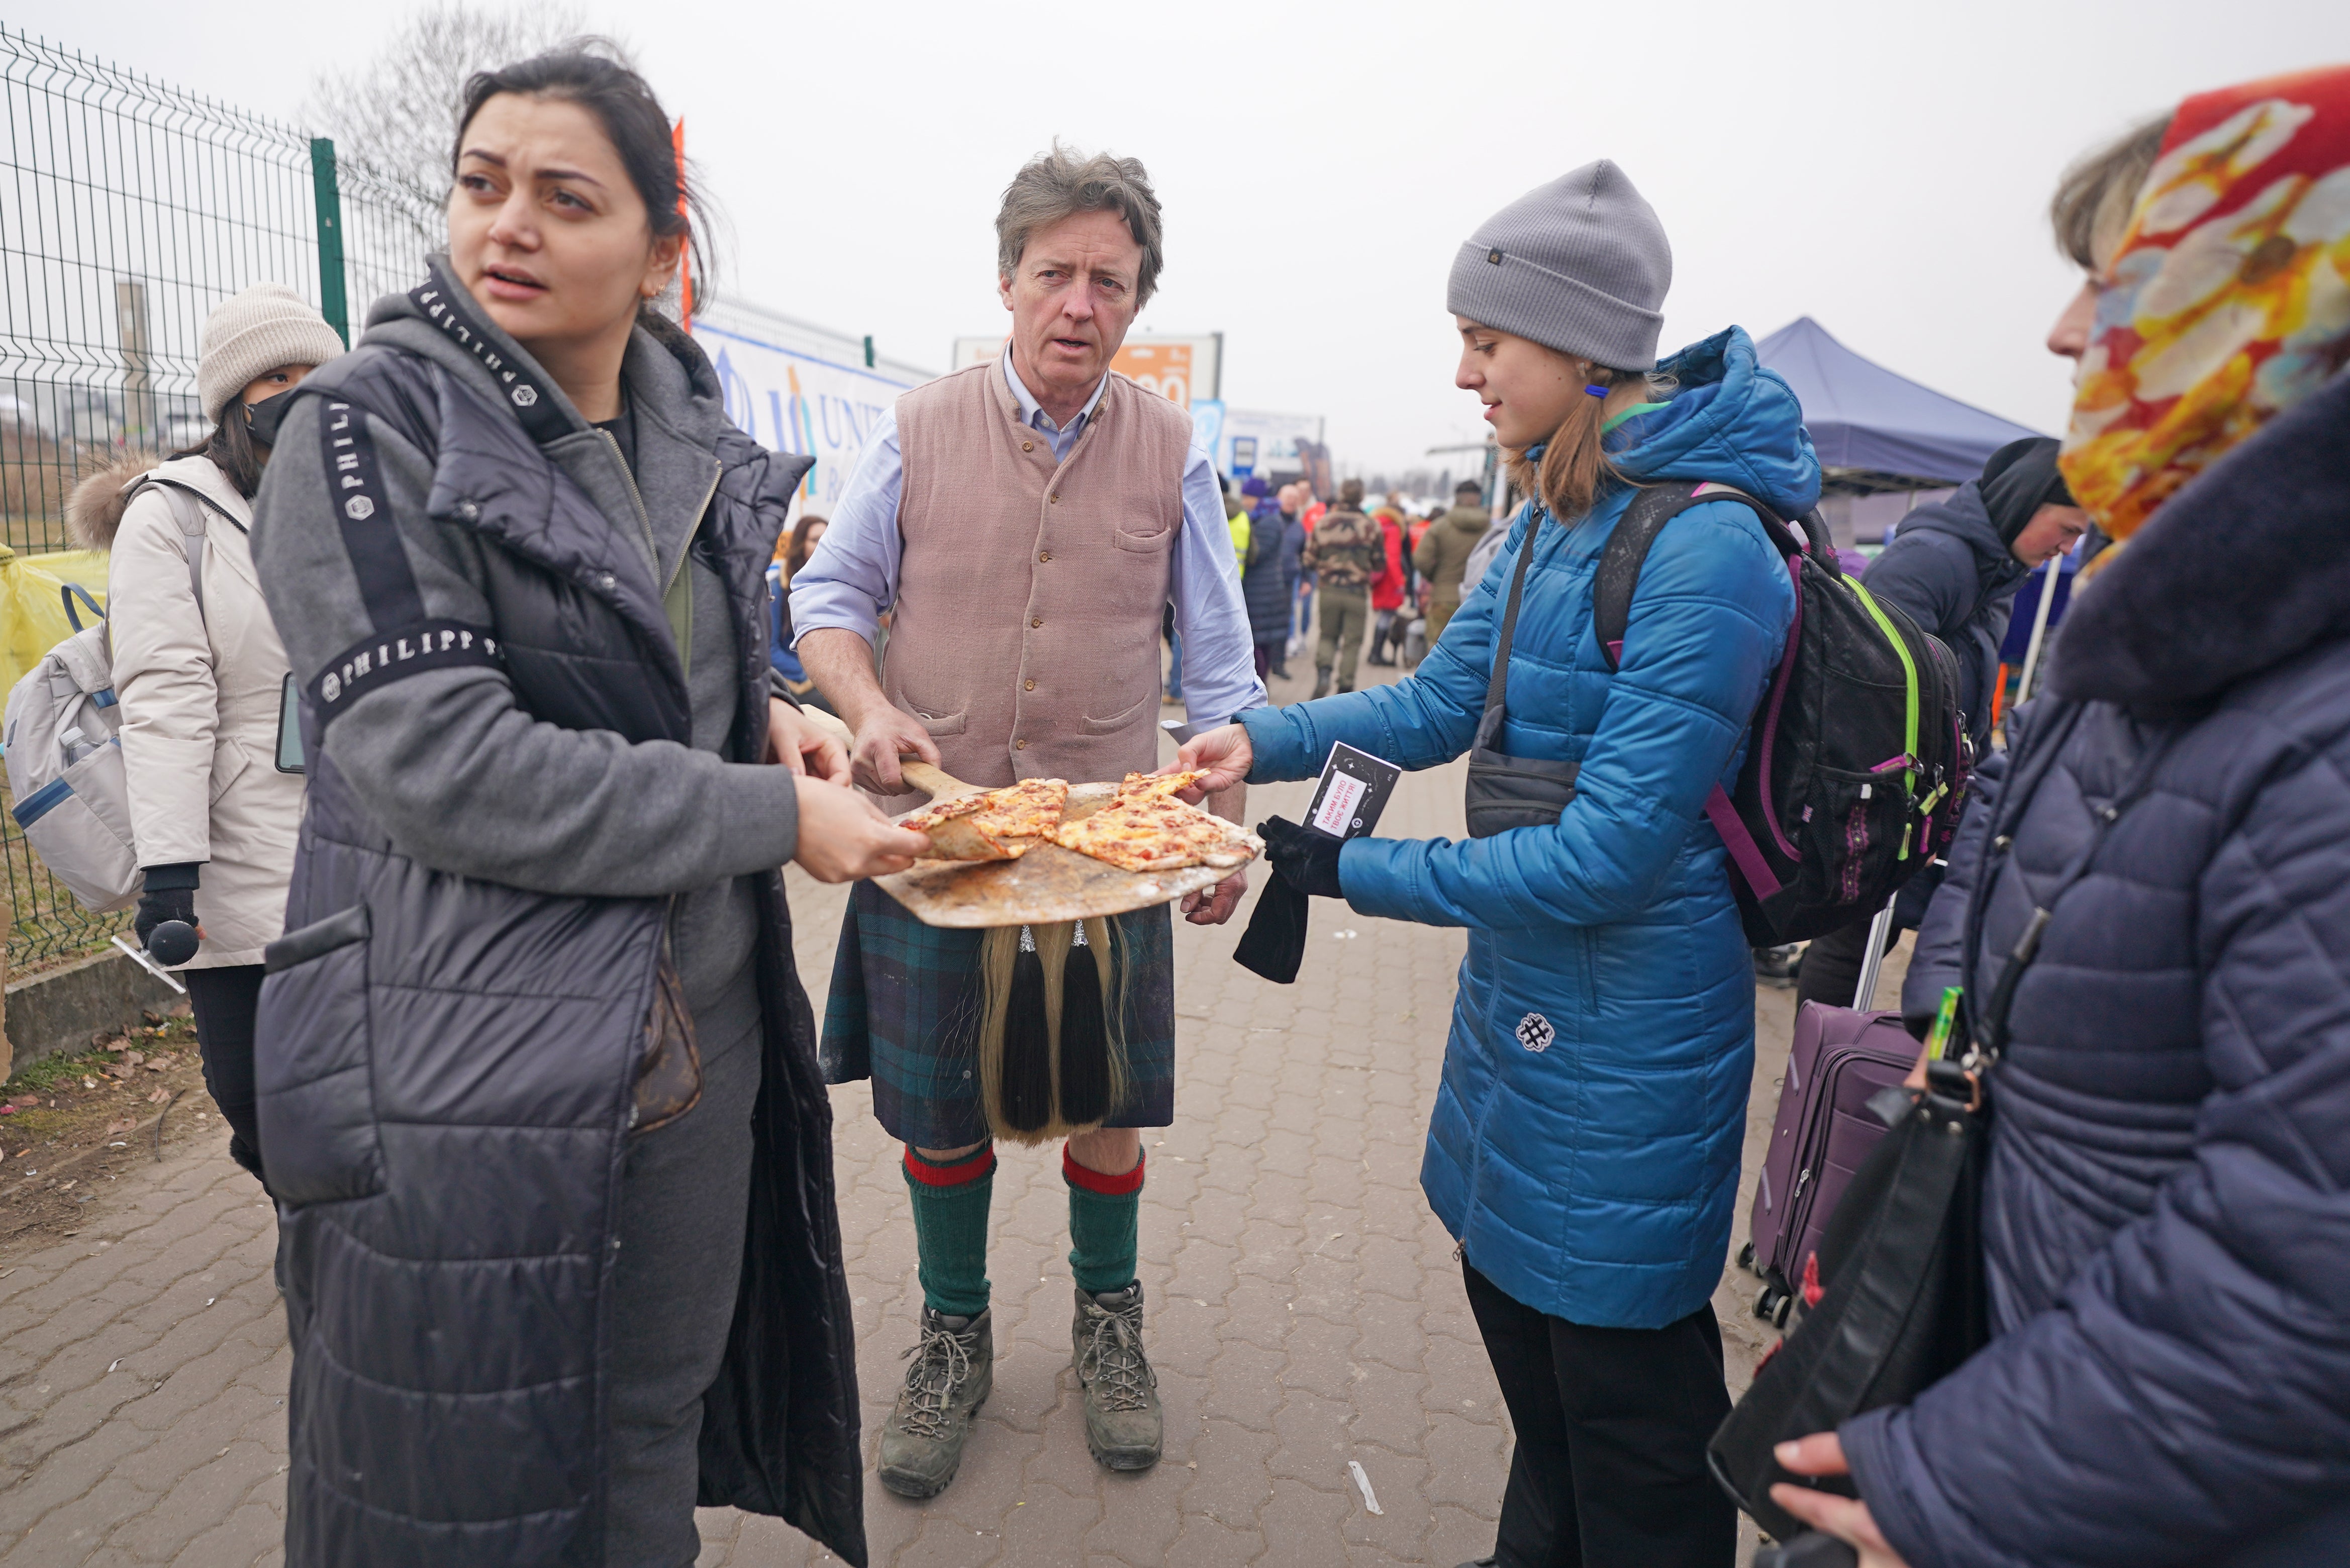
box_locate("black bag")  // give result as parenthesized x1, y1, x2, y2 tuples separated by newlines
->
(1706, 1060, 1989, 1542)
(1708, 699, 2173, 1543)
(1594, 483, 1968, 944)
(1462, 507, 1580, 837)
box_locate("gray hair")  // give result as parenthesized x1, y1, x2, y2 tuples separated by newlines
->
(995, 142, 1165, 308)
(2050, 114, 2171, 271)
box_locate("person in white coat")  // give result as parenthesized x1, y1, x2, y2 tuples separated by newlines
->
(64, 282, 342, 1185)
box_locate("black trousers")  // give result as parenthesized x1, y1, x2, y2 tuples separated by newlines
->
(1793, 911, 1902, 1013)
(1464, 1262, 1735, 1568)
(181, 963, 267, 1187)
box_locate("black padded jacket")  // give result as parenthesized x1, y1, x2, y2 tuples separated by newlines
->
(249, 271, 864, 1566)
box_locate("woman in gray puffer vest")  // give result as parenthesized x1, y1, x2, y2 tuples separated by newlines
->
(250, 50, 924, 1568)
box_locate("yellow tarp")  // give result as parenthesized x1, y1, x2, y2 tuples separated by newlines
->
(0, 547, 111, 694)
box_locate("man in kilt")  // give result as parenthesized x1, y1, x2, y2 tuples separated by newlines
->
(791, 145, 1263, 1498)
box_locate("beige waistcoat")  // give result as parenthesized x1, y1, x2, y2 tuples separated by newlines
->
(882, 363, 1192, 800)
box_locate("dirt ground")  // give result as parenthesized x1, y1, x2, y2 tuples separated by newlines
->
(0, 1007, 216, 1254)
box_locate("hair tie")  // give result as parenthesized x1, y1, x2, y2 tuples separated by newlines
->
(1585, 384, 1610, 398)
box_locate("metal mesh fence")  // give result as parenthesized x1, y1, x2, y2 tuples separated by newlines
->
(0, 26, 420, 970)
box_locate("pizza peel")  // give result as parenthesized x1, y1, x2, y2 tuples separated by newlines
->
(793, 708, 1255, 928)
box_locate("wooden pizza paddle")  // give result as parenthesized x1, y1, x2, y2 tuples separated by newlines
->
(790, 706, 1250, 928)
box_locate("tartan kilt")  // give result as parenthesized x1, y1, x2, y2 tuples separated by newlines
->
(820, 881, 1176, 1149)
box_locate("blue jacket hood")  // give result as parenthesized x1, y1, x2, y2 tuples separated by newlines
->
(1607, 326, 1822, 520)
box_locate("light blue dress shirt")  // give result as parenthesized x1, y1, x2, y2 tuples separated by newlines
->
(788, 352, 1266, 727)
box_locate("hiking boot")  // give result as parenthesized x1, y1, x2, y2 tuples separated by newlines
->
(1072, 1283, 1161, 1470)
(1311, 666, 1333, 699)
(877, 1307, 993, 1499)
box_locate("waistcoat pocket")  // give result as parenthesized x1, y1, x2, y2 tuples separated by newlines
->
(1081, 691, 1153, 735)
(256, 905, 385, 1206)
(1112, 520, 1178, 554)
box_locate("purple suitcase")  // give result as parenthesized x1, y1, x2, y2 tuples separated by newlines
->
(1741, 1000, 1915, 1325)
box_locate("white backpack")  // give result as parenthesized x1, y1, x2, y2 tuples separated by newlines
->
(3, 478, 229, 912)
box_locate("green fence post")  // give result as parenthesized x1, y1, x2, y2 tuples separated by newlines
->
(311, 137, 349, 346)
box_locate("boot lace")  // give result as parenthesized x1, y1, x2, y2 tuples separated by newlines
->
(1081, 1302, 1157, 1413)
(893, 1319, 972, 1441)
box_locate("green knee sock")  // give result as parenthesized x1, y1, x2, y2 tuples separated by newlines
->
(905, 1144, 994, 1318)
(1063, 1144, 1143, 1296)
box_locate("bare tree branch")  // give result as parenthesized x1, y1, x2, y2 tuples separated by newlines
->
(304, 4, 617, 250)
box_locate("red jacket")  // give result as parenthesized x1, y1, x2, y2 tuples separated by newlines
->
(1370, 510, 1407, 610)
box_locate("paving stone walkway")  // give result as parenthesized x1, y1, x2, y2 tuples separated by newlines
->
(0, 656, 1905, 1565)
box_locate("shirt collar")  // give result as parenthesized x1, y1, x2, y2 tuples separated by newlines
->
(1002, 348, 1110, 433)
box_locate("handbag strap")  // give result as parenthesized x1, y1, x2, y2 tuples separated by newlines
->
(1959, 701, 2176, 1067)
(1480, 506, 1544, 732)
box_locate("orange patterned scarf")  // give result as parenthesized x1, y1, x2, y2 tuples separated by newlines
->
(2060, 65, 2350, 546)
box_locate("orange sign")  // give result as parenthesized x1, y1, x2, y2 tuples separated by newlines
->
(1110, 340, 1194, 408)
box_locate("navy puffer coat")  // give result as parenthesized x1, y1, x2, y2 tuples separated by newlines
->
(1241, 498, 1294, 644)
(1844, 371, 2350, 1566)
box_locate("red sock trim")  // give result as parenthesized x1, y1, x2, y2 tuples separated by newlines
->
(904, 1145, 996, 1188)
(1063, 1144, 1145, 1196)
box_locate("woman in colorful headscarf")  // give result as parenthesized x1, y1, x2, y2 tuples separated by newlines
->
(1771, 65, 2350, 1568)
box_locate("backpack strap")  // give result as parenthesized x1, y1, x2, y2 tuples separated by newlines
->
(123, 475, 245, 625)
(60, 581, 106, 633)
(1593, 481, 1817, 673)
(1590, 481, 1826, 902)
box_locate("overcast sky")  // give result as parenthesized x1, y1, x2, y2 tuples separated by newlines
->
(30, 0, 2350, 476)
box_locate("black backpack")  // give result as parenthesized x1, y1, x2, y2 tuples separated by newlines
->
(1595, 482, 1967, 945)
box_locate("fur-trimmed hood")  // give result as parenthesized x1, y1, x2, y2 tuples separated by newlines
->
(62, 452, 160, 551)
(2052, 368, 2350, 710)
(62, 452, 250, 553)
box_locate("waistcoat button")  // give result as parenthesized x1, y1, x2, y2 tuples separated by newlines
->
(1049, 493, 1059, 503)
(1015, 738, 1028, 750)
(1031, 617, 1043, 628)
(1022, 441, 1035, 452)
(1038, 551, 1051, 562)
(1025, 678, 1036, 691)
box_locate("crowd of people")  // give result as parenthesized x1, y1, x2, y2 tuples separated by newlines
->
(1209, 472, 1499, 700)
(46, 32, 2349, 1568)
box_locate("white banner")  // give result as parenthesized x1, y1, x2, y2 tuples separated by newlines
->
(698, 309, 930, 517)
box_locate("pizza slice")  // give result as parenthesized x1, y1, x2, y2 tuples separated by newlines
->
(901, 778, 1071, 861)
(1052, 791, 1256, 873)
(968, 778, 1070, 843)
(900, 794, 1015, 861)
(1118, 769, 1208, 802)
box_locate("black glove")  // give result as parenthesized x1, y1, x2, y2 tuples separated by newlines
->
(1259, 816, 1344, 899)
(135, 863, 201, 947)
(1233, 818, 1344, 986)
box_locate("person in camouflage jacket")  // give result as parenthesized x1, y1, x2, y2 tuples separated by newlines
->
(1302, 478, 1382, 695)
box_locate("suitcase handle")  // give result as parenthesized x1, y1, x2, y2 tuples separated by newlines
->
(1849, 899, 1898, 1011)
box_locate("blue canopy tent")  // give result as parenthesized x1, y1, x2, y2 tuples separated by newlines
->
(1755, 317, 2049, 549)
(1754, 317, 2046, 489)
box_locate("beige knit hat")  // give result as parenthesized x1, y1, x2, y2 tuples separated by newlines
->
(198, 283, 346, 425)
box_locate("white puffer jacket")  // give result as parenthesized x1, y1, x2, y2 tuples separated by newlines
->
(68, 453, 303, 967)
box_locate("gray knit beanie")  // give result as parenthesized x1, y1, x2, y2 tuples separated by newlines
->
(1446, 160, 1672, 371)
(198, 283, 346, 424)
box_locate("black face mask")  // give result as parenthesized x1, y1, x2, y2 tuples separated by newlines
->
(242, 387, 295, 448)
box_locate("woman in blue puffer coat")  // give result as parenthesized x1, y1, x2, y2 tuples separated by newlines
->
(1181, 160, 1811, 1568)
(1770, 66, 2350, 1568)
